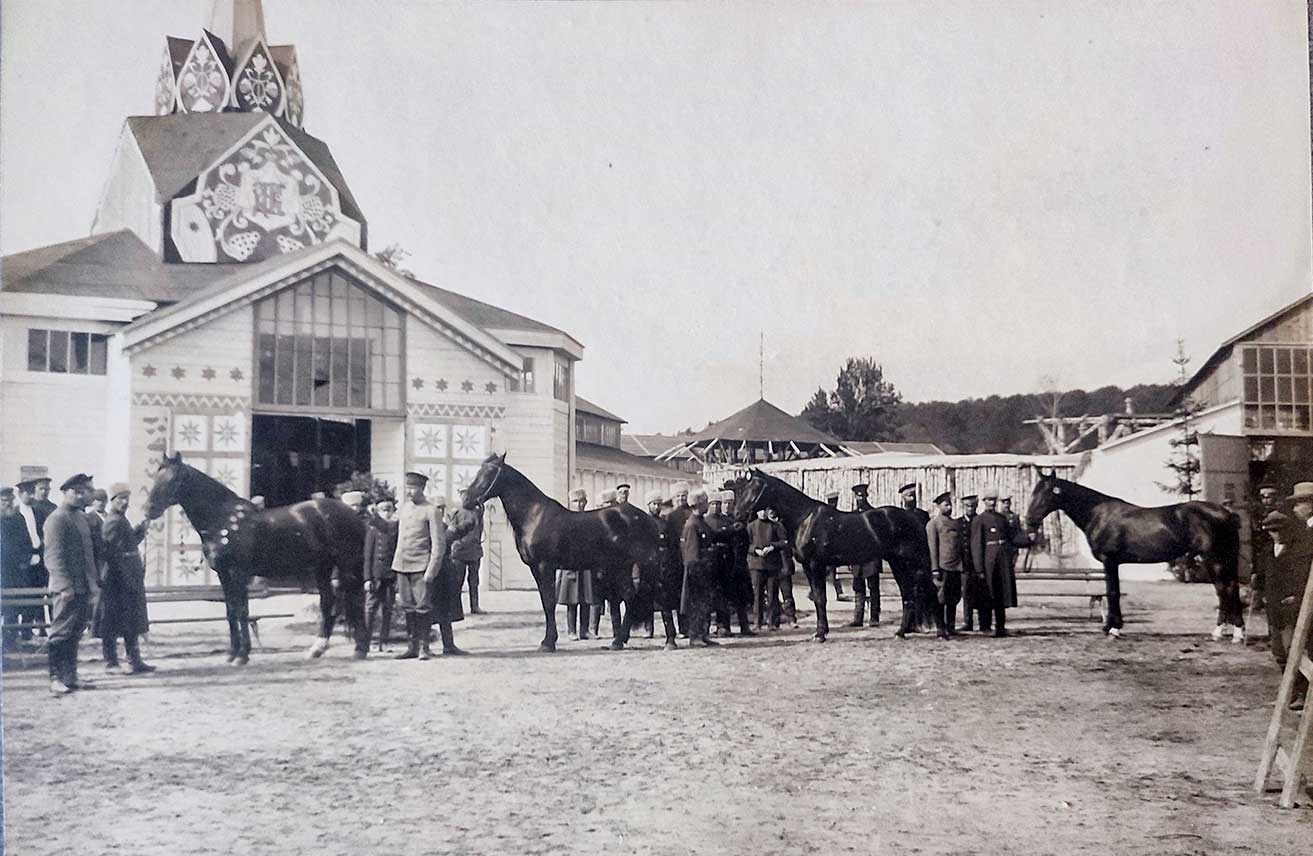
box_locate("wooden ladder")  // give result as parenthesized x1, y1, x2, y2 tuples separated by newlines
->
(1254, 556, 1313, 808)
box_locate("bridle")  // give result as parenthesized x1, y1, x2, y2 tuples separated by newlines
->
(473, 459, 502, 506)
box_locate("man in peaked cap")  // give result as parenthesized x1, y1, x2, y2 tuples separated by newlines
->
(390, 472, 448, 660)
(665, 482, 695, 638)
(93, 483, 154, 674)
(1261, 509, 1312, 709)
(925, 491, 960, 639)
(1250, 481, 1287, 615)
(43, 473, 100, 694)
(847, 483, 881, 628)
(956, 494, 981, 630)
(970, 488, 1021, 637)
(897, 482, 932, 630)
(615, 483, 632, 506)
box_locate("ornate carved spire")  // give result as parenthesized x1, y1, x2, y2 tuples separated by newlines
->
(207, 0, 267, 63)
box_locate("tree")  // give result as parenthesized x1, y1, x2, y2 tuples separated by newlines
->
(799, 357, 903, 441)
(373, 243, 414, 277)
(1157, 339, 1202, 501)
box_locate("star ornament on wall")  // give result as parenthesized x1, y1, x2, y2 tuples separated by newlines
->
(461, 380, 474, 392)
(412, 377, 425, 390)
(142, 364, 158, 377)
(171, 366, 187, 380)
(435, 379, 448, 391)
(485, 381, 497, 394)
(201, 367, 217, 381)
(230, 368, 244, 381)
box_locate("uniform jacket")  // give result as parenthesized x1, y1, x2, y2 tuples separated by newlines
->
(747, 518, 789, 572)
(905, 506, 931, 528)
(448, 507, 484, 562)
(666, 506, 693, 565)
(391, 501, 447, 578)
(0, 510, 34, 586)
(971, 509, 1019, 608)
(681, 513, 715, 566)
(957, 514, 977, 573)
(363, 517, 400, 582)
(42, 503, 98, 595)
(926, 514, 963, 571)
(86, 510, 107, 579)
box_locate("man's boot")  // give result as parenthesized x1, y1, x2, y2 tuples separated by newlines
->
(847, 584, 866, 627)
(103, 636, 122, 672)
(67, 643, 94, 690)
(125, 635, 156, 673)
(417, 615, 433, 660)
(870, 577, 881, 624)
(566, 604, 579, 640)
(394, 614, 419, 659)
(736, 607, 755, 636)
(589, 604, 603, 638)
(440, 621, 466, 655)
(469, 577, 485, 615)
(992, 606, 1008, 638)
(959, 594, 974, 632)
(49, 641, 72, 696)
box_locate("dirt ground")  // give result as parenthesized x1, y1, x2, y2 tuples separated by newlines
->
(2, 579, 1309, 856)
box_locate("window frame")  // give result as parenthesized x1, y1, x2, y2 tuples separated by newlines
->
(1240, 344, 1313, 435)
(25, 328, 109, 375)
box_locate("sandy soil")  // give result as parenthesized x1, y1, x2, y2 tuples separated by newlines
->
(2, 579, 1308, 856)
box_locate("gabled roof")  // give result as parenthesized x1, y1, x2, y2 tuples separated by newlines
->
(686, 398, 842, 445)
(123, 114, 364, 221)
(408, 275, 574, 338)
(0, 230, 237, 302)
(1179, 291, 1313, 403)
(623, 434, 697, 459)
(575, 396, 626, 423)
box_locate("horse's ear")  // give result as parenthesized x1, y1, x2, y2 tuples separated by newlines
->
(170, 451, 183, 464)
(499, 451, 507, 464)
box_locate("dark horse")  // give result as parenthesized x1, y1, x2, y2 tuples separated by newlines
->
(1024, 468, 1241, 639)
(144, 452, 369, 663)
(729, 469, 941, 642)
(461, 453, 663, 652)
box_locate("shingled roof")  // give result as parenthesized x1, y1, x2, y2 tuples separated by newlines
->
(124, 113, 365, 222)
(685, 398, 842, 445)
(575, 396, 626, 423)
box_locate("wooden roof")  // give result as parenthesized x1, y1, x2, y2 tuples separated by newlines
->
(685, 398, 841, 445)
(575, 396, 626, 423)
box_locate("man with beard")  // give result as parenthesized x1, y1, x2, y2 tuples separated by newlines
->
(15, 479, 48, 635)
(1, 487, 34, 649)
(970, 488, 1018, 637)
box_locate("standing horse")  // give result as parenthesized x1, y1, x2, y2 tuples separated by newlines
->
(729, 469, 940, 642)
(1023, 468, 1242, 640)
(144, 452, 370, 663)
(461, 453, 663, 652)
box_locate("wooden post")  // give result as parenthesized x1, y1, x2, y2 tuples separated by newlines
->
(1254, 554, 1313, 806)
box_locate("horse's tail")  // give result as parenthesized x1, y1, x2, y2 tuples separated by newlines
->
(1206, 504, 1242, 584)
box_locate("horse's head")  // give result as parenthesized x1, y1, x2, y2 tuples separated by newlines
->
(1025, 467, 1063, 532)
(731, 470, 769, 522)
(145, 451, 187, 520)
(463, 452, 507, 509)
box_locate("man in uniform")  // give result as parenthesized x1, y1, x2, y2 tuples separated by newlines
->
(847, 483, 881, 627)
(94, 483, 154, 674)
(390, 472, 449, 660)
(590, 489, 623, 638)
(43, 473, 100, 695)
(748, 508, 788, 630)
(1261, 510, 1312, 709)
(680, 487, 720, 647)
(970, 487, 1018, 637)
(643, 489, 675, 645)
(1000, 496, 1025, 579)
(1, 487, 34, 649)
(708, 491, 754, 637)
(1248, 482, 1284, 615)
(615, 482, 633, 507)
(898, 482, 931, 629)
(665, 482, 694, 638)
(926, 491, 961, 638)
(448, 495, 486, 615)
(770, 507, 800, 628)
(363, 496, 400, 650)
(957, 494, 980, 631)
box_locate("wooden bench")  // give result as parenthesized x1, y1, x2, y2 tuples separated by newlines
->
(1, 582, 299, 650)
(1015, 568, 1113, 620)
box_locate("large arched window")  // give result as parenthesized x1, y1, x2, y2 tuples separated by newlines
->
(255, 269, 404, 412)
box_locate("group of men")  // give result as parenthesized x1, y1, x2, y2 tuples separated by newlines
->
(1, 473, 155, 696)
(1251, 480, 1313, 709)
(341, 471, 485, 661)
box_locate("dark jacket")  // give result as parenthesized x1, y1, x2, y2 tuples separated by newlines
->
(93, 510, 150, 638)
(971, 509, 1018, 608)
(747, 518, 789, 572)
(42, 503, 98, 595)
(0, 510, 34, 588)
(681, 513, 714, 566)
(363, 517, 400, 582)
(448, 507, 484, 562)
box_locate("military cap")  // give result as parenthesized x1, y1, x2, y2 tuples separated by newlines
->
(109, 483, 131, 500)
(980, 487, 999, 500)
(91, 488, 108, 502)
(568, 487, 587, 502)
(960, 494, 978, 503)
(615, 482, 631, 490)
(1000, 496, 1013, 504)
(851, 483, 869, 495)
(14, 479, 38, 493)
(1261, 510, 1291, 531)
(340, 490, 365, 505)
(1257, 482, 1280, 494)
(645, 489, 664, 505)
(404, 471, 429, 486)
(897, 482, 917, 495)
(1289, 482, 1313, 502)
(60, 473, 94, 491)
(933, 491, 951, 505)
(0, 487, 13, 499)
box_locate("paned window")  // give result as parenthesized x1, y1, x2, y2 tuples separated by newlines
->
(255, 269, 404, 412)
(1241, 344, 1313, 433)
(553, 357, 571, 403)
(26, 329, 109, 375)
(519, 357, 536, 394)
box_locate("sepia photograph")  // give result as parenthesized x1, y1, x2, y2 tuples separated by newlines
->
(1, 1, 1311, 853)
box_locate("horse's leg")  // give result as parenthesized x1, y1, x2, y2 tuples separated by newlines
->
(892, 560, 915, 640)
(533, 564, 559, 653)
(217, 571, 240, 663)
(1209, 556, 1244, 643)
(660, 608, 678, 649)
(307, 566, 334, 658)
(342, 577, 370, 659)
(807, 562, 829, 642)
(1103, 559, 1123, 637)
(611, 565, 641, 651)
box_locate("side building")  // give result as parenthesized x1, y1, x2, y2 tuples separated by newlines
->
(575, 397, 681, 503)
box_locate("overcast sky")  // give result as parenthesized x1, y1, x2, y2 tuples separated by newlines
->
(2, 1, 1310, 433)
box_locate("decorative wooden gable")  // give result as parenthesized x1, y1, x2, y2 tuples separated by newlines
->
(154, 46, 177, 115)
(270, 45, 304, 127)
(231, 38, 285, 113)
(177, 30, 232, 113)
(169, 117, 362, 263)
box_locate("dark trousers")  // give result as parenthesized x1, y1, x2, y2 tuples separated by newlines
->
(775, 575, 798, 625)
(750, 569, 780, 628)
(936, 570, 962, 632)
(47, 589, 88, 683)
(366, 577, 398, 644)
(850, 572, 880, 624)
(102, 633, 145, 666)
(456, 559, 482, 611)
(1213, 577, 1244, 627)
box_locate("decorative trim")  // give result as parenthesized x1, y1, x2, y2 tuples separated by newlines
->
(407, 402, 505, 420)
(132, 392, 251, 410)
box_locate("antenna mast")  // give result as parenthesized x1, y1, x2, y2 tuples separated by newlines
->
(759, 332, 764, 399)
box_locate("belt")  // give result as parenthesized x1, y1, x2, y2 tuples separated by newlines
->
(985, 540, 1006, 546)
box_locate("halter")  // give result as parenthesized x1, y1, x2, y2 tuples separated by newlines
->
(473, 459, 503, 506)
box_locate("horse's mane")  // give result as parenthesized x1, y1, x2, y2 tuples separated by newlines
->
(170, 460, 248, 509)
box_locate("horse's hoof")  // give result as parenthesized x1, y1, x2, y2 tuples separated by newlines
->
(608, 640, 626, 651)
(231, 655, 249, 666)
(306, 637, 329, 659)
(894, 630, 907, 640)
(810, 633, 827, 643)
(1106, 627, 1121, 639)
(352, 649, 368, 660)
(663, 642, 679, 651)
(225, 653, 238, 664)
(538, 642, 557, 653)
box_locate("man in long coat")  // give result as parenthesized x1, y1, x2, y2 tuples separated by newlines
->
(957, 494, 981, 631)
(898, 482, 933, 630)
(1262, 510, 1312, 709)
(747, 508, 789, 630)
(15, 479, 48, 633)
(1, 487, 35, 648)
(680, 487, 720, 647)
(708, 492, 754, 637)
(970, 488, 1017, 637)
(92, 483, 154, 673)
(665, 482, 694, 637)
(43, 473, 100, 695)
(448, 498, 486, 615)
